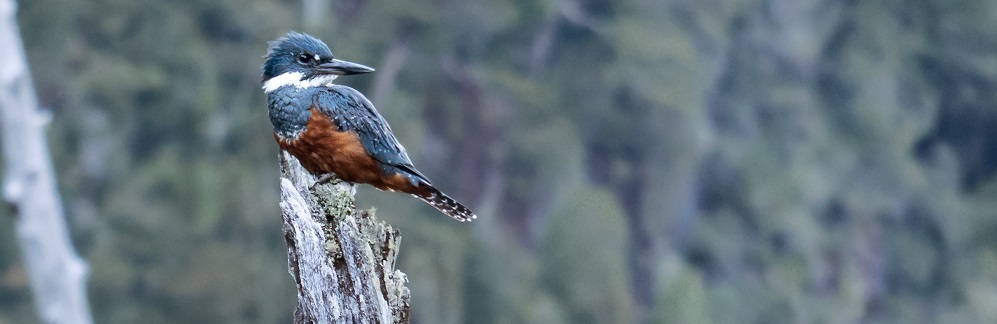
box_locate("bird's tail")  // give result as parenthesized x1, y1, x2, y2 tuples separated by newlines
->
(414, 185, 477, 222)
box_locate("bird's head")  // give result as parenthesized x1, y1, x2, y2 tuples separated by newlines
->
(261, 31, 374, 93)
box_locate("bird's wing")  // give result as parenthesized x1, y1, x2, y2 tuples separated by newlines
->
(312, 85, 431, 184)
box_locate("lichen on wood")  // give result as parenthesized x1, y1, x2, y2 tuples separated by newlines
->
(278, 150, 411, 324)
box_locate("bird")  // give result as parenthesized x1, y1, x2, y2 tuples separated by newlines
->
(261, 32, 476, 222)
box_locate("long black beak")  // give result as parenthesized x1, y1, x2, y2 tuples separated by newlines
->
(317, 59, 375, 75)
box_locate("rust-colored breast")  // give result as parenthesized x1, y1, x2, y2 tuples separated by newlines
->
(276, 107, 419, 193)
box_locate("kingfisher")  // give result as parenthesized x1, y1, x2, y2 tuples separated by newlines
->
(261, 32, 476, 222)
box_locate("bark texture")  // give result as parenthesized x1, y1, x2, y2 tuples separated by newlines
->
(0, 1, 93, 323)
(279, 151, 411, 324)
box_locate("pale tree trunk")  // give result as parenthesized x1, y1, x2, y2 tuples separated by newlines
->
(279, 151, 411, 324)
(0, 1, 93, 324)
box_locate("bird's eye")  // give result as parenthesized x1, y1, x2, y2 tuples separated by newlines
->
(297, 53, 312, 64)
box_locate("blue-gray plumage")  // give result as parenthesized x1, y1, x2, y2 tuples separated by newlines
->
(262, 32, 476, 222)
(266, 86, 311, 138)
(314, 85, 431, 183)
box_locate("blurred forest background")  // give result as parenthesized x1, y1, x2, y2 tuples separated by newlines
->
(2, 0, 997, 323)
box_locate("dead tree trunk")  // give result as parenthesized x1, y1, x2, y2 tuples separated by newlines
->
(278, 151, 411, 324)
(0, 1, 93, 323)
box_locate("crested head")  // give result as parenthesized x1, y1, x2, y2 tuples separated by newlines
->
(261, 32, 375, 93)
(261, 32, 334, 88)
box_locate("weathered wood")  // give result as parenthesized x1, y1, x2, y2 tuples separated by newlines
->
(0, 1, 93, 323)
(279, 150, 411, 324)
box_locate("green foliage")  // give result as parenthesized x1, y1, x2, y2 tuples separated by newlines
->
(653, 259, 711, 324)
(462, 241, 569, 324)
(540, 187, 634, 324)
(4, 0, 997, 323)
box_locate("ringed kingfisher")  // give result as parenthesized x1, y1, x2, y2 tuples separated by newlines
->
(261, 32, 476, 222)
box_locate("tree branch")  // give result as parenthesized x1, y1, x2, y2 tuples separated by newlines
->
(278, 151, 411, 324)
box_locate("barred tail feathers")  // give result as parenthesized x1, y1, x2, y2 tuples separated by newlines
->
(414, 185, 476, 222)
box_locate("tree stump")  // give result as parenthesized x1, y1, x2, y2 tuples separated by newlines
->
(278, 151, 411, 324)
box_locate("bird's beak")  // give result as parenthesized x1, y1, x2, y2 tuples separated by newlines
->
(317, 59, 375, 75)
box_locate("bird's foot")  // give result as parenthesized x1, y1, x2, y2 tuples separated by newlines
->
(315, 173, 337, 184)
(309, 174, 356, 195)
(310, 173, 339, 191)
